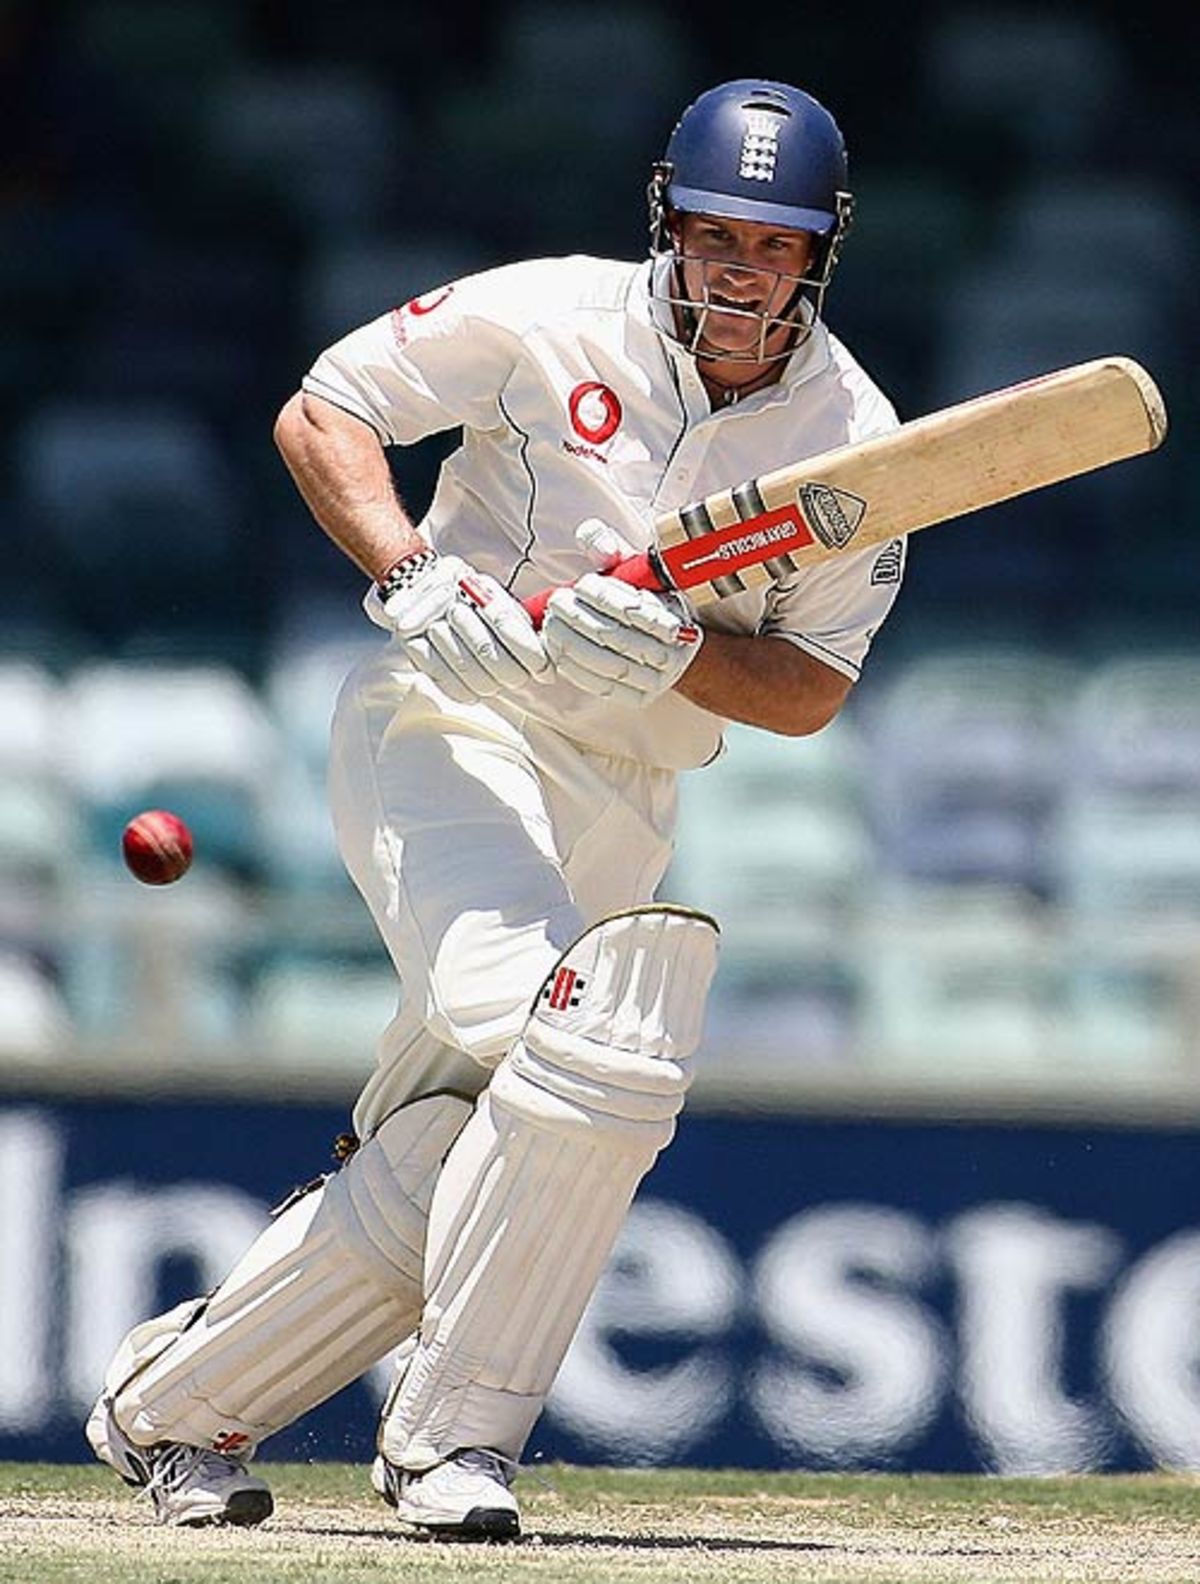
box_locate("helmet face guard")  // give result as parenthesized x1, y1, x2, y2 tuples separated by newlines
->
(647, 81, 854, 360)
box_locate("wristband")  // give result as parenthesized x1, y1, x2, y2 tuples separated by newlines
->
(376, 547, 438, 599)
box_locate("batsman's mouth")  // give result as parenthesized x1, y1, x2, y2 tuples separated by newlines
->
(707, 292, 763, 315)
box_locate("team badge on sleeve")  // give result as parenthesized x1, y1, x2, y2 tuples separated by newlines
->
(870, 539, 904, 585)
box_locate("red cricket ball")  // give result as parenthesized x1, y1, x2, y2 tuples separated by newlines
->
(121, 809, 194, 886)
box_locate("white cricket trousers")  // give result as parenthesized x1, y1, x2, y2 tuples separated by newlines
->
(329, 646, 679, 1138)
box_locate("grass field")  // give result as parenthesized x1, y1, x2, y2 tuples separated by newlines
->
(2, 1462, 1199, 1584)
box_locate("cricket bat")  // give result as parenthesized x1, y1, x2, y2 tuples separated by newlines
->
(523, 355, 1166, 624)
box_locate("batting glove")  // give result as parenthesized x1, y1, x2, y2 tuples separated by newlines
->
(378, 548, 551, 703)
(543, 572, 704, 707)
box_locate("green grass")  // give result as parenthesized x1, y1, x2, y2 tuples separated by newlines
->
(2, 1462, 1199, 1584)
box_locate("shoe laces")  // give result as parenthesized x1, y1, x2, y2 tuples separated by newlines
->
(454, 1448, 516, 1488)
(142, 1443, 242, 1502)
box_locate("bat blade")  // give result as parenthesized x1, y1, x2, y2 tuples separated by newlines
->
(656, 354, 1167, 606)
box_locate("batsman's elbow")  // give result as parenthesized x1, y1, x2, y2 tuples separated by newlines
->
(272, 390, 309, 458)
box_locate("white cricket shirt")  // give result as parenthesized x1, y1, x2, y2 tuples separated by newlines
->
(303, 255, 906, 770)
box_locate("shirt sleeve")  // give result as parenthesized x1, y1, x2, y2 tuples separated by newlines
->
(756, 356, 907, 680)
(300, 263, 540, 445)
(758, 536, 907, 680)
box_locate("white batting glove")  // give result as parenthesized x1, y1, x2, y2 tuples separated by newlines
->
(379, 549, 551, 704)
(543, 572, 704, 707)
(575, 515, 637, 571)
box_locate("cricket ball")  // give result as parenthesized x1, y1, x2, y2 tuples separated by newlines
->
(121, 809, 194, 886)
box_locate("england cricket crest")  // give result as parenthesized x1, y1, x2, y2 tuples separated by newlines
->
(739, 108, 782, 183)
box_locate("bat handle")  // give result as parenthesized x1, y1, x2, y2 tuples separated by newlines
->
(522, 551, 663, 629)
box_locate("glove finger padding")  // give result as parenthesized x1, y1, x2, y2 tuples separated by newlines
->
(549, 641, 663, 708)
(382, 554, 551, 699)
(575, 516, 640, 571)
(573, 573, 695, 645)
(398, 632, 492, 704)
(442, 600, 536, 690)
(552, 583, 682, 668)
(543, 573, 703, 705)
(463, 577, 553, 682)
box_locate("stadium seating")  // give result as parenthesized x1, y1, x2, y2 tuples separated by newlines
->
(61, 863, 250, 1055)
(856, 880, 1057, 1075)
(14, 402, 243, 644)
(0, 949, 75, 1060)
(1064, 655, 1200, 798)
(672, 716, 873, 959)
(933, 272, 1171, 413)
(2, 3, 1197, 1090)
(58, 660, 278, 878)
(0, 661, 79, 888)
(197, 65, 406, 235)
(860, 647, 1079, 893)
(1000, 176, 1197, 309)
(428, 3, 697, 247)
(670, 719, 872, 1069)
(923, 9, 1123, 162)
(246, 958, 400, 1070)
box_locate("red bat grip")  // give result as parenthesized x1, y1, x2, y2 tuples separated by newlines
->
(522, 551, 663, 629)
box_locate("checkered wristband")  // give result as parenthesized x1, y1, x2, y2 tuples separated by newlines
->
(376, 548, 438, 599)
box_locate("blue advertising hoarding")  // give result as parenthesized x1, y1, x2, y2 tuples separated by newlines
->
(2, 1097, 1198, 1473)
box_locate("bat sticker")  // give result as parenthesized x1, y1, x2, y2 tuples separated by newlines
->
(657, 505, 817, 587)
(798, 483, 867, 548)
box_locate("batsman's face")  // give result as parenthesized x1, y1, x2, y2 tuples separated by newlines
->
(674, 212, 816, 360)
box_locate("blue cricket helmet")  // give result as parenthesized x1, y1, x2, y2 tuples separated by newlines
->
(655, 79, 851, 238)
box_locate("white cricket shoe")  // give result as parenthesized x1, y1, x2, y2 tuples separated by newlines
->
(86, 1393, 273, 1527)
(372, 1448, 520, 1539)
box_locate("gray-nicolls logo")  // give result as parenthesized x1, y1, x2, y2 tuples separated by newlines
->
(798, 483, 867, 548)
(739, 109, 782, 182)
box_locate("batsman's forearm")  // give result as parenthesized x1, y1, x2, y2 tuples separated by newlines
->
(274, 391, 426, 582)
(674, 629, 851, 737)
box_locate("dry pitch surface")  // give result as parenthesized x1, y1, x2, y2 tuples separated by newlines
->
(3, 1462, 1200, 1584)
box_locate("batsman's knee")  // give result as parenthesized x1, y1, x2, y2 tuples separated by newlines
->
(489, 904, 720, 1149)
(420, 905, 588, 1069)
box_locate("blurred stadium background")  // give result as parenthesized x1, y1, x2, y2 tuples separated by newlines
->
(3, 1, 1200, 1475)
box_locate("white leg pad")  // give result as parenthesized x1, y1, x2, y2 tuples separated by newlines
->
(380, 905, 719, 1468)
(108, 1093, 471, 1452)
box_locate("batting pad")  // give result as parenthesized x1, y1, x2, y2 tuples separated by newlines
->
(379, 905, 719, 1468)
(106, 1093, 471, 1453)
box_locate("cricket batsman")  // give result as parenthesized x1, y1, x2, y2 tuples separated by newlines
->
(86, 78, 906, 1538)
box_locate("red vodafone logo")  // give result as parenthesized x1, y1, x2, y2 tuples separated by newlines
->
(568, 381, 622, 445)
(390, 285, 454, 348)
(407, 286, 453, 316)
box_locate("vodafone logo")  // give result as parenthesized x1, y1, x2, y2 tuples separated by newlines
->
(390, 285, 454, 348)
(407, 286, 453, 316)
(568, 381, 622, 445)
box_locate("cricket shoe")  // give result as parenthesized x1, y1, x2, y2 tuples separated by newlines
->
(85, 1393, 274, 1527)
(372, 1448, 520, 1539)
